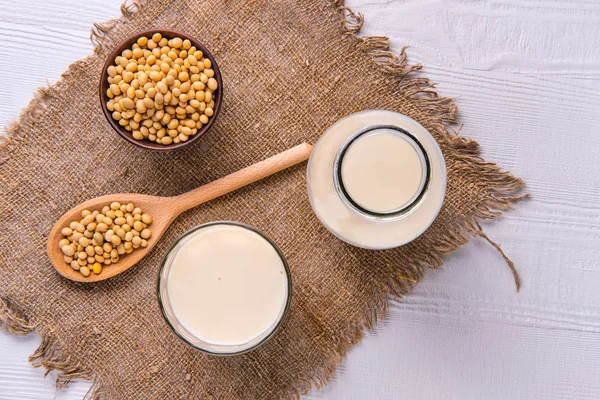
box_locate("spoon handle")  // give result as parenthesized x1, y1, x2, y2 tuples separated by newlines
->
(171, 142, 313, 215)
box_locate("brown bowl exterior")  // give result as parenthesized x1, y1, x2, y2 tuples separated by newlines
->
(99, 29, 223, 151)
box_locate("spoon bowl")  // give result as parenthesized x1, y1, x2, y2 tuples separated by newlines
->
(48, 143, 313, 282)
(48, 193, 175, 282)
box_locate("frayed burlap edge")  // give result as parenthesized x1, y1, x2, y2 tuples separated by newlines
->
(0, 0, 146, 162)
(0, 297, 102, 399)
(0, 0, 527, 398)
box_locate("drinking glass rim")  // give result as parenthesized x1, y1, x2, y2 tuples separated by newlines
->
(156, 221, 292, 356)
(332, 124, 431, 221)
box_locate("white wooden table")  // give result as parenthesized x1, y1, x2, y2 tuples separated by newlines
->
(1, 1, 599, 399)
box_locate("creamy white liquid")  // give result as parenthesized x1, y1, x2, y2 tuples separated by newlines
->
(341, 130, 424, 213)
(166, 224, 288, 346)
(307, 110, 447, 249)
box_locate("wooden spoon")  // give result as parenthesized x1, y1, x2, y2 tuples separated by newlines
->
(48, 143, 313, 282)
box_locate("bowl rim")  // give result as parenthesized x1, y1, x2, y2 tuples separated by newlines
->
(99, 29, 223, 151)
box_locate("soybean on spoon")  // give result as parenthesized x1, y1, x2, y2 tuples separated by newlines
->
(47, 143, 313, 283)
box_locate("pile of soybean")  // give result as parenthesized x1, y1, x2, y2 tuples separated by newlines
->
(60, 202, 152, 277)
(106, 33, 219, 145)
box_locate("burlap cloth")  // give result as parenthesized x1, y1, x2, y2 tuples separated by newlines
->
(0, 0, 526, 398)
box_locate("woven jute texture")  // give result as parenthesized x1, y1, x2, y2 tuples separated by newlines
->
(0, 0, 526, 398)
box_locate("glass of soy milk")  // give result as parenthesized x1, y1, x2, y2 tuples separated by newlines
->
(157, 222, 291, 355)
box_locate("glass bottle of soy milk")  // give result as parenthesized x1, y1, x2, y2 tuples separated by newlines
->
(307, 110, 446, 249)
